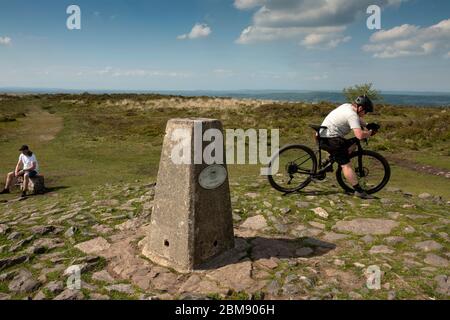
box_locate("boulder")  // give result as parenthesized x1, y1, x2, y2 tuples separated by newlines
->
(424, 254, 448, 267)
(54, 289, 84, 300)
(8, 269, 41, 294)
(240, 215, 267, 231)
(311, 207, 329, 219)
(0, 224, 11, 235)
(105, 284, 135, 295)
(23, 175, 46, 194)
(369, 245, 394, 254)
(206, 260, 257, 292)
(178, 274, 226, 295)
(0, 255, 29, 272)
(434, 275, 449, 295)
(45, 281, 64, 294)
(92, 270, 115, 283)
(414, 240, 443, 252)
(333, 218, 399, 235)
(74, 237, 110, 255)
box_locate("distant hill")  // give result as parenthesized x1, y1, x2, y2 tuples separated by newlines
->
(1, 88, 450, 107)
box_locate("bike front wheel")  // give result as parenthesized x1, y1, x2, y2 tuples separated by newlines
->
(267, 144, 317, 193)
(336, 150, 390, 194)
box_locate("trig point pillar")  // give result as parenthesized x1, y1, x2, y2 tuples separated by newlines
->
(142, 118, 235, 272)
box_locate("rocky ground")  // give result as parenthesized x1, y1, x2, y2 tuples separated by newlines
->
(0, 176, 449, 300)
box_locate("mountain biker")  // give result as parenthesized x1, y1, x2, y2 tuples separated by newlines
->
(319, 95, 378, 199)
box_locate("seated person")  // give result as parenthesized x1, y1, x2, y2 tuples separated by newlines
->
(0, 145, 40, 197)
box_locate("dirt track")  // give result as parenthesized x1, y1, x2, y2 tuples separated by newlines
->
(387, 155, 450, 179)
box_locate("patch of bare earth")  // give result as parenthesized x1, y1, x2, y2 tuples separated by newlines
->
(388, 156, 450, 179)
(14, 105, 63, 143)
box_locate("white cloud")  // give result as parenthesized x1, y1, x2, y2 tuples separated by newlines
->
(309, 73, 329, 81)
(234, 0, 407, 49)
(237, 25, 346, 44)
(363, 19, 450, 58)
(89, 67, 190, 78)
(95, 66, 113, 75)
(0, 36, 12, 46)
(177, 23, 211, 40)
(369, 24, 418, 42)
(302, 33, 351, 49)
(234, 0, 266, 10)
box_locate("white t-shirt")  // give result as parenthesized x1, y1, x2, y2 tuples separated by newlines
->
(19, 153, 39, 172)
(319, 103, 362, 138)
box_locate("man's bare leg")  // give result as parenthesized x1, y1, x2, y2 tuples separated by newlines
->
(341, 163, 358, 186)
(22, 173, 29, 196)
(341, 142, 360, 185)
(341, 161, 374, 199)
(1, 172, 15, 194)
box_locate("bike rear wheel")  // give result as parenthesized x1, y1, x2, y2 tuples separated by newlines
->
(336, 150, 390, 194)
(267, 144, 317, 193)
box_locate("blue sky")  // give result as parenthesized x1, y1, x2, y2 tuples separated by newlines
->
(0, 0, 449, 92)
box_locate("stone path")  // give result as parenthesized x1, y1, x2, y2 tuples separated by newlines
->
(0, 177, 448, 300)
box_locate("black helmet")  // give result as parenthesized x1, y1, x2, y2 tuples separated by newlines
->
(355, 95, 374, 113)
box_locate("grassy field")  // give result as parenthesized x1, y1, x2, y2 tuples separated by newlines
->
(0, 93, 449, 199)
(0, 94, 449, 300)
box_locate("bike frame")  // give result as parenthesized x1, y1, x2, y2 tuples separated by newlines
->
(296, 138, 366, 178)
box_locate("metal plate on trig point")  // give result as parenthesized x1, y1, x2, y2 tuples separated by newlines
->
(198, 165, 227, 190)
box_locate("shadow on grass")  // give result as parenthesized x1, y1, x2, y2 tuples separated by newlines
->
(44, 186, 70, 193)
(198, 236, 336, 270)
(283, 189, 381, 199)
(282, 189, 342, 197)
(0, 186, 70, 205)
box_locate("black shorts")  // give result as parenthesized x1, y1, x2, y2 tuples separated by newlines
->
(18, 170, 38, 178)
(320, 137, 359, 165)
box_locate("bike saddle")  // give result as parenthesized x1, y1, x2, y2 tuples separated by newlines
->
(309, 124, 328, 133)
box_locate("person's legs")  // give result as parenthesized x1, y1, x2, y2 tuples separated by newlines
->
(336, 142, 373, 199)
(341, 163, 358, 186)
(22, 172, 30, 196)
(341, 163, 373, 198)
(1, 172, 15, 193)
(5, 171, 15, 189)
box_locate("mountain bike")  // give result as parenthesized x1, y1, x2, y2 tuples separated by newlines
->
(267, 125, 391, 194)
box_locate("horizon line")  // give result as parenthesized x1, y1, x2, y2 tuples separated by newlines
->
(1, 87, 450, 95)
